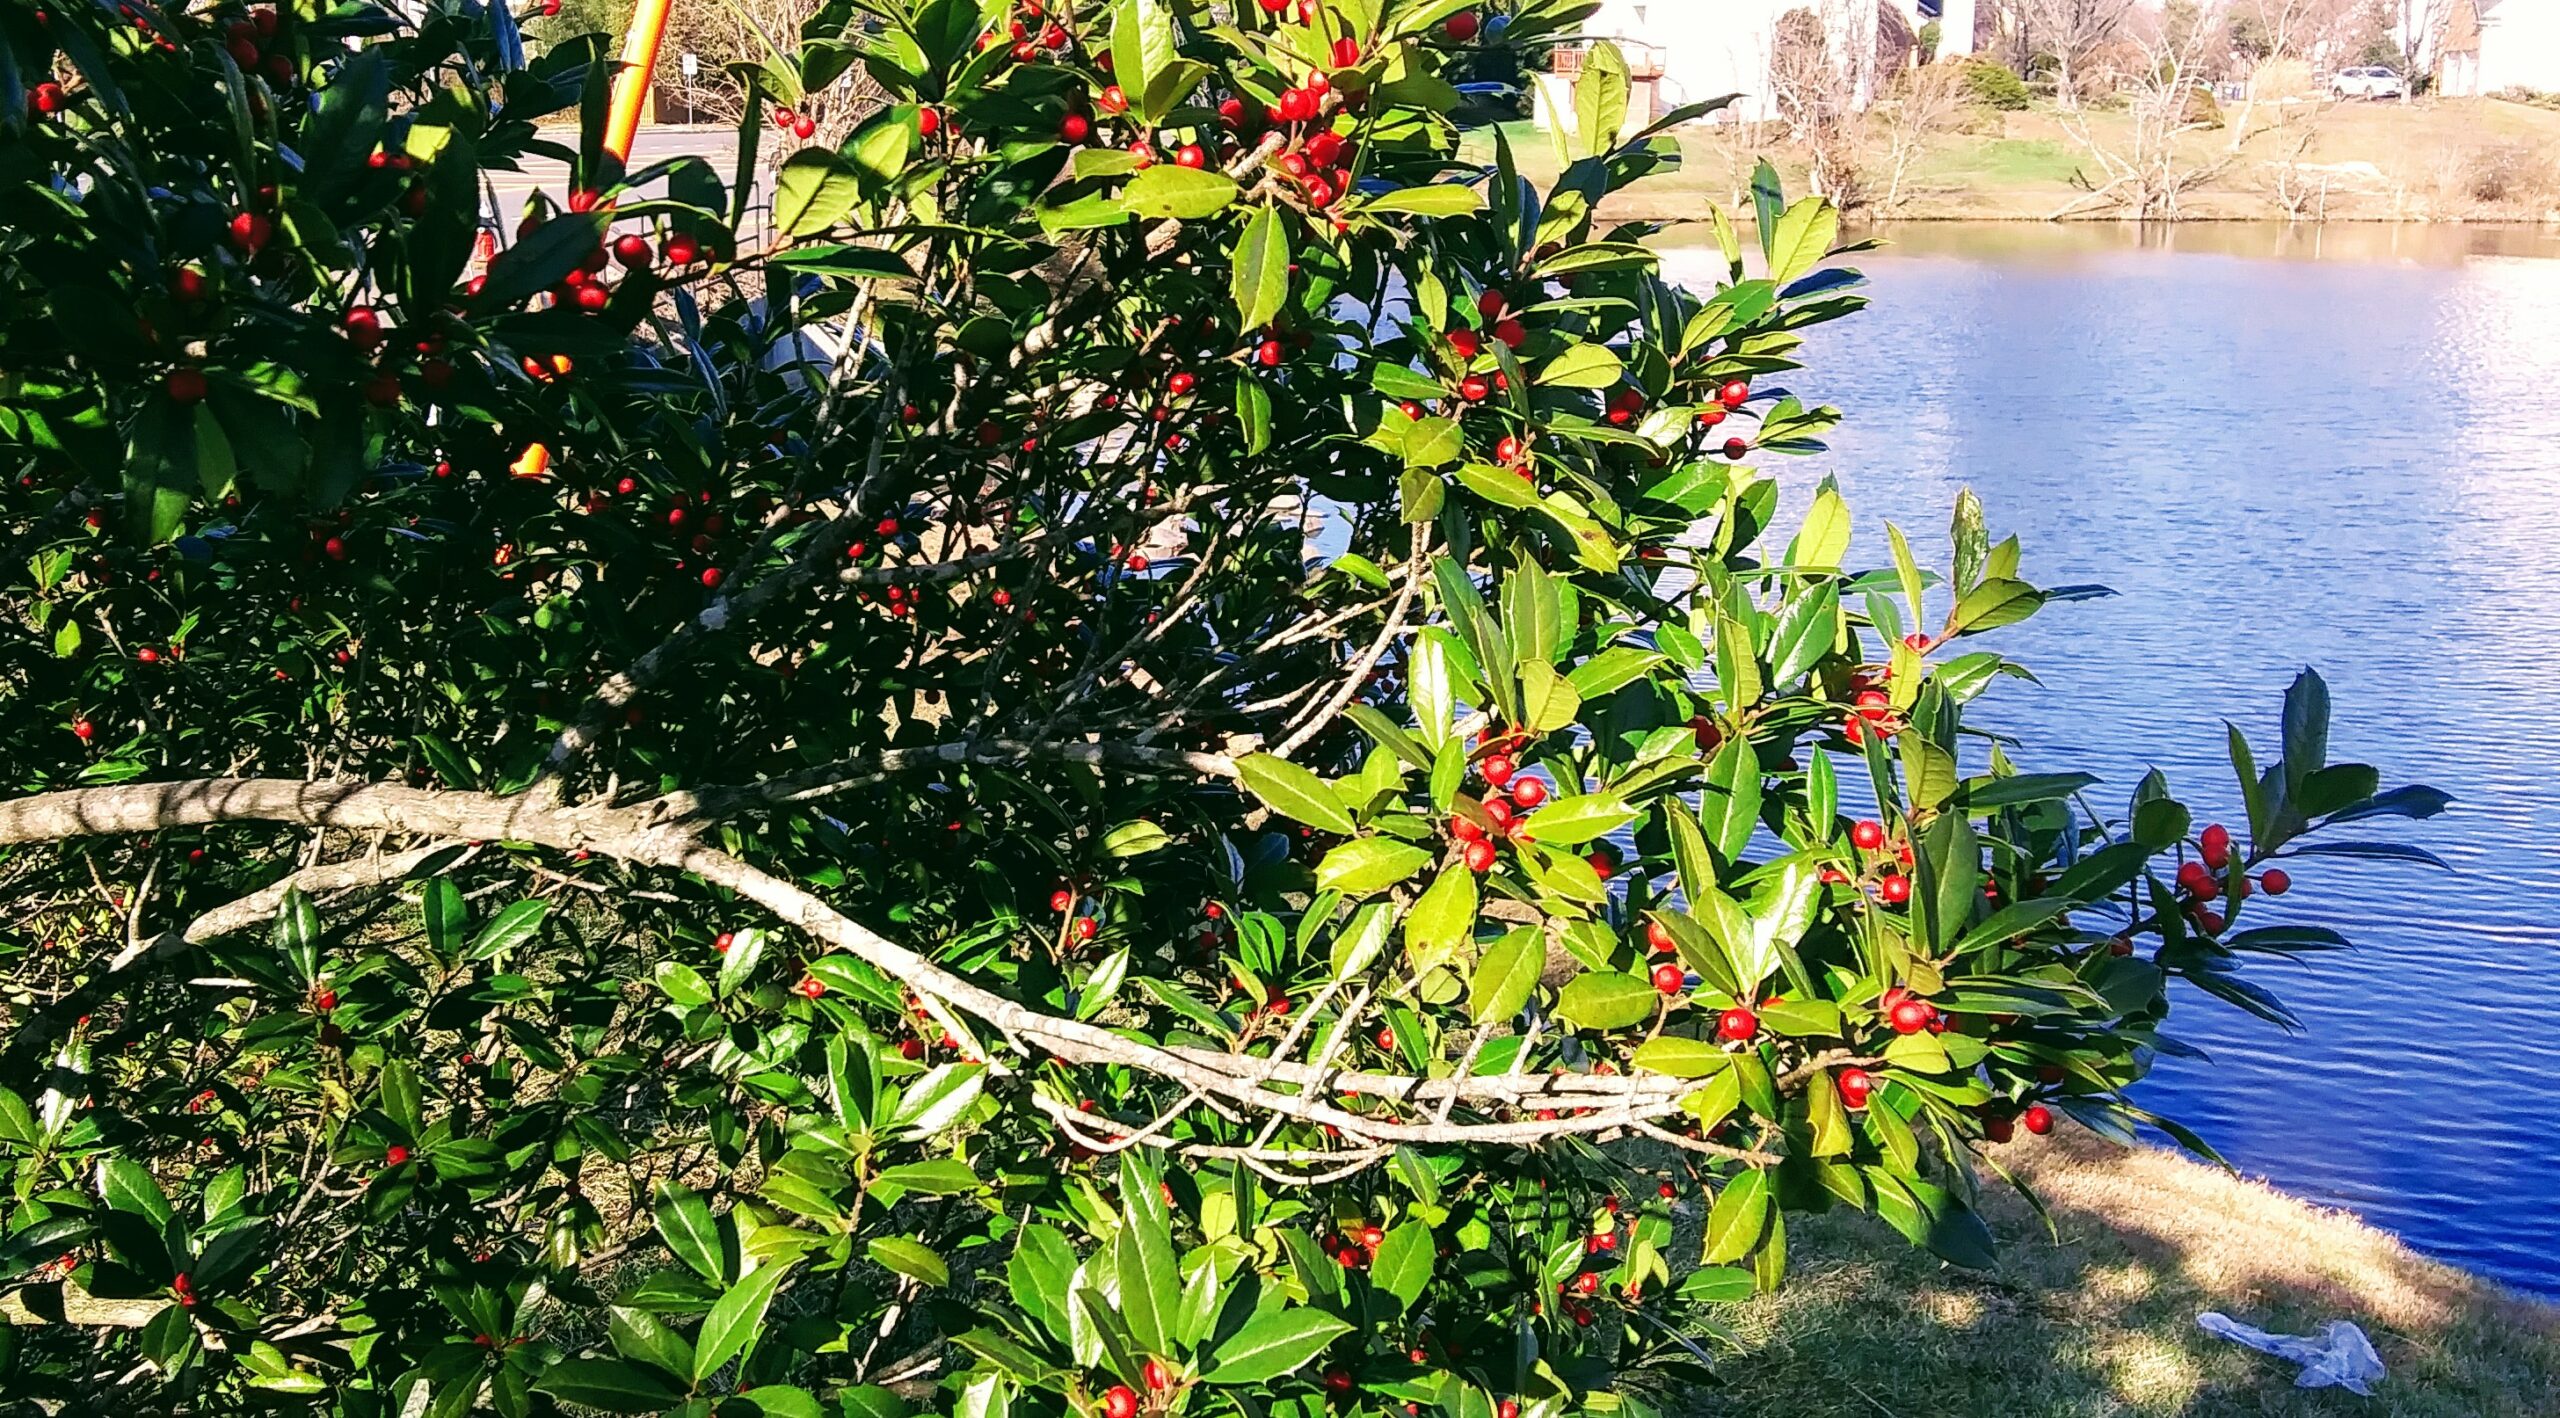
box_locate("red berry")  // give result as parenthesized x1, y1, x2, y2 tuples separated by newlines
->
(1509, 775, 1547, 808)
(1098, 85, 1128, 113)
(322, 536, 349, 561)
(1851, 819, 1885, 850)
(1463, 838, 1497, 872)
(662, 234, 701, 265)
(1481, 753, 1515, 787)
(1073, 916, 1097, 941)
(1718, 379, 1750, 408)
(1493, 318, 1527, 349)
(2260, 868, 2291, 895)
(362, 372, 402, 406)
(1722, 437, 1748, 459)
(1331, 36, 1360, 66)
(918, 105, 942, 136)
(1447, 328, 1482, 359)
(71, 719, 96, 741)
(1443, 10, 1480, 41)
(171, 267, 207, 302)
(701, 567, 724, 589)
(1143, 1359, 1172, 1391)
(1889, 998, 1932, 1034)
(2200, 822, 2231, 869)
(1459, 374, 1491, 402)
(386, 1145, 410, 1166)
(796, 975, 825, 999)
(1879, 874, 1911, 905)
(567, 188, 600, 213)
(1102, 1386, 1139, 1418)
(165, 369, 208, 403)
(1837, 1067, 1873, 1108)
(1643, 919, 1675, 954)
(1050, 889, 1074, 912)
(1984, 1114, 2016, 1144)
(1450, 815, 1484, 843)
(2022, 1104, 2054, 1136)
(1651, 962, 1685, 995)
(1716, 1005, 1756, 1039)
(614, 233, 652, 267)
(1061, 112, 1090, 142)
(1175, 144, 1206, 168)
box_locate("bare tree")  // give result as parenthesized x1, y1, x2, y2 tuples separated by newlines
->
(2385, 0, 2456, 93)
(2004, 0, 2138, 98)
(2051, 0, 2238, 218)
(1770, 3, 1869, 207)
(1874, 60, 1969, 210)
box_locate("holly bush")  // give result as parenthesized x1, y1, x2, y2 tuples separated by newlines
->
(0, 1, 2449, 1415)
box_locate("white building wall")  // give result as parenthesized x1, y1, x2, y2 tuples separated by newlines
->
(2478, 0, 2560, 91)
(1583, 0, 1789, 122)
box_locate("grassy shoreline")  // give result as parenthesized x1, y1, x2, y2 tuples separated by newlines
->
(1683, 1130, 2560, 1416)
(1465, 96, 2560, 227)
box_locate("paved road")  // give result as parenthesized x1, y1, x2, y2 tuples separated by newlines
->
(484, 125, 773, 222)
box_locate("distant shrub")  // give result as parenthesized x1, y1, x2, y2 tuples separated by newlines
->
(1961, 57, 2032, 110)
(2464, 142, 2558, 203)
(2493, 85, 2560, 111)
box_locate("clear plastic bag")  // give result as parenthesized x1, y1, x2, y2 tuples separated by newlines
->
(2196, 1311, 2386, 1395)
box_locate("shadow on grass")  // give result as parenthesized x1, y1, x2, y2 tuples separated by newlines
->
(1676, 1132, 2560, 1418)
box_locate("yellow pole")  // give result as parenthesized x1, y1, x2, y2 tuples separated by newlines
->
(601, 0, 675, 163)
(520, 0, 675, 480)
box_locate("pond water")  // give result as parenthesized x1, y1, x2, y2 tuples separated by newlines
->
(1662, 222, 2560, 1297)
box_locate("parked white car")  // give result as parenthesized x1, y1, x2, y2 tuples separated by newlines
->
(2331, 66, 2406, 99)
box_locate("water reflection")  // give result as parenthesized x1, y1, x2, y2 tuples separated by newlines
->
(1660, 228, 2560, 1294)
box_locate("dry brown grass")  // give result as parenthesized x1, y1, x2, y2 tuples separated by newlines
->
(1684, 1130, 2560, 1416)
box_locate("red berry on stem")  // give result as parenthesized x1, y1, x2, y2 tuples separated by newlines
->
(1851, 819, 1884, 850)
(1879, 873, 1911, 905)
(1481, 753, 1515, 787)
(2200, 822, 2231, 868)
(1443, 10, 1480, 40)
(2260, 868, 2291, 895)
(1509, 775, 1547, 808)
(1463, 838, 1497, 872)
(1717, 1005, 1756, 1040)
(1837, 1067, 1873, 1108)
(1651, 961, 1686, 995)
(165, 369, 208, 403)
(1143, 1358, 1172, 1391)
(1102, 1387, 1139, 1418)
(2022, 1104, 2054, 1135)
(1890, 998, 1933, 1034)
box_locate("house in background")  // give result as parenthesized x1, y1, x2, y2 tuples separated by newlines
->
(1532, 0, 1966, 136)
(2436, 0, 2560, 96)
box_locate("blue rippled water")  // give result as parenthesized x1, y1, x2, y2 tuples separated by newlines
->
(1668, 224, 2560, 1296)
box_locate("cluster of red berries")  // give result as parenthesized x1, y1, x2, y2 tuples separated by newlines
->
(1450, 750, 1543, 871)
(770, 103, 820, 141)
(1327, 1220, 1385, 1269)
(1981, 1102, 2055, 1144)
(2171, 822, 2289, 934)
(1641, 919, 1688, 995)
(1844, 816, 1913, 904)
(1842, 685, 1898, 747)
(984, 0, 1074, 65)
